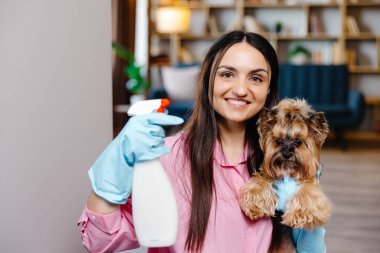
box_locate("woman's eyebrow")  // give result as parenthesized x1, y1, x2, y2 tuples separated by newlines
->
(249, 68, 269, 76)
(218, 65, 269, 75)
(217, 65, 236, 71)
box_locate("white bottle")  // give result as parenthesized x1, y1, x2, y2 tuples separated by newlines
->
(127, 99, 178, 247)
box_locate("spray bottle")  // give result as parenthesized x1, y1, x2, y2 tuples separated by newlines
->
(127, 99, 178, 247)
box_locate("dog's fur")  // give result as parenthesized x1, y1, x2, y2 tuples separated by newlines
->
(239, 99, 332, 252)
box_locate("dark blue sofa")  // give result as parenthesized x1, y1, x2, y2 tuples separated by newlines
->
(279, 64, 365, 148)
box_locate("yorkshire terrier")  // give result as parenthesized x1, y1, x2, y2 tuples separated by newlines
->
(239, 99, 332, 252)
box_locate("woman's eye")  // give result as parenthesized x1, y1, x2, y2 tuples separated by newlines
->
(219, 71, 233, 79)
(250, 75, 263, 82)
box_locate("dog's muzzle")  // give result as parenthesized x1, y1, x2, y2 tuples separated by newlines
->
(280, 141, 295, 160)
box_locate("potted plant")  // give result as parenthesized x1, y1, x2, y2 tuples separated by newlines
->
(112, 42, 150, 104)
(287, 42, 311, 65)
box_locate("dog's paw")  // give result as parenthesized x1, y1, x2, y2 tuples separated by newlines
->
(282, 206, 330, 230)
(242, 204, 269, 220)
(239, 178, 277, 220)
(281, 185, 331, 229)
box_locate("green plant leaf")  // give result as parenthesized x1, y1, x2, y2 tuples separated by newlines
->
(287, 43, 311, 59)
(112, 42, 134, 62)
(113, 42, 150, 94)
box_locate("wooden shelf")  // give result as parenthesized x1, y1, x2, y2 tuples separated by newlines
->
(366, 96, 380, 105)
(346, 1, 380, 7)
(273, 34, 339, 40)
(344, 131, 380, 141)
(327, 130, 380, 143)
(244, 3, 306, 8)
(345, 34, 378, 40)
(349, 66, 380, 74)
(306, 3, 340, 8)
(180, 33, 220, 40)
(205, 4, 237, 9)
(244, 2, 340, 8)
(158, 3, 236, 9)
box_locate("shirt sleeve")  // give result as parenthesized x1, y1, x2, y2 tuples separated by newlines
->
(293, 227, 326, 253)
(78, 197, 140, 253)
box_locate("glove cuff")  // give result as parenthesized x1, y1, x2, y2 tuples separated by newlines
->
(88, 168, 130, 205)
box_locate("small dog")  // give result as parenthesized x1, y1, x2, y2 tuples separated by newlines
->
(239, 99, 332, 252)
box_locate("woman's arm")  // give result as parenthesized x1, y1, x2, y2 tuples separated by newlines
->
(79, 114, 184, 252)
(79, 194, 140, 253)
(87, 191, 119, 214)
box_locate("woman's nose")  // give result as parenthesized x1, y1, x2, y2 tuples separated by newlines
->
(232, 79, 248, 96)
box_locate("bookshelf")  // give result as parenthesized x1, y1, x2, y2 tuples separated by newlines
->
(148, 0, 380, 132)
(149, 0, 380, 67)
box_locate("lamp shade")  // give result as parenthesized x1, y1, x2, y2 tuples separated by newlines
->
(156, 7, 190, 34)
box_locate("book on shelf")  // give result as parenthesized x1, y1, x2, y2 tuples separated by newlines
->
(311, 42, 344, 65)
(309, 11, 323, 35)
(346, 49, 357, 67)
(243, 16, 267, 34)
(346, 16, 360, 35)
(208, 15, 219, 37)
(332, 43, 344, 65)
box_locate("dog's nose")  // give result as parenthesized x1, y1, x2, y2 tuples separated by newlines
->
(282, 152, 293, 160)
(281, 146, 293, 159)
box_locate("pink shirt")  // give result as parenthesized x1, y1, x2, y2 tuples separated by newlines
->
(78, 133, 272, 253)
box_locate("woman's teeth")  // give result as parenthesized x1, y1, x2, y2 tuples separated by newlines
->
(227, 99, 247, 105)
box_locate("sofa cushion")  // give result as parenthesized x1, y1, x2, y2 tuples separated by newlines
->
(312, 104, 352, 118)
(168, 101, 194, 119)
(279, 64, 348, 105)
(161, 65, 200, 102)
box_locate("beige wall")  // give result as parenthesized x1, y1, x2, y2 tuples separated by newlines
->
(0, 0, 112, 252)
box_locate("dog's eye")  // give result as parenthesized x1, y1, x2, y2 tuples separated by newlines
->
(275, 139, 284, 146)
(294, 139, 302, 147)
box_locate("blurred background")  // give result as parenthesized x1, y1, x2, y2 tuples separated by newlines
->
(0, 0, 379, 252)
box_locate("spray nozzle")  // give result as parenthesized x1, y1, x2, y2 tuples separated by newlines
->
(127, 99, 171, 116)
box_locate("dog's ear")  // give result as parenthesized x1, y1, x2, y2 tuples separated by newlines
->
(257, 107, 277, 149)
(308, 111, 329, 146)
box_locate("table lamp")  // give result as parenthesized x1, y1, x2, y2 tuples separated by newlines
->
(156, 6, 190, 65)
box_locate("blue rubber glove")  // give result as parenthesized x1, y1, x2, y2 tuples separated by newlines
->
(273, 176, 326, 253)
(88, 113, 184, 204)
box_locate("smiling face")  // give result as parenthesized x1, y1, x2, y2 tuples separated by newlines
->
(212, 42, 271, 128)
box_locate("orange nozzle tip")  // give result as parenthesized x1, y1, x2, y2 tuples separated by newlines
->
(157, 98, 170, 113)
(161, 98, 170, 108)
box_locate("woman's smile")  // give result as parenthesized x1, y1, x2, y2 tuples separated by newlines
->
(225, 98, 250, 107)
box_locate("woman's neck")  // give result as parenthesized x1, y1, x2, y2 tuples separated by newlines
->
(218, 122, 246, 165)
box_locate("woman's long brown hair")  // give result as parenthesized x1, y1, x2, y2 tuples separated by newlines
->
(182, 30, 279, 252)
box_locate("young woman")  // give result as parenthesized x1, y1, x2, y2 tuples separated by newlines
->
(79, 30, 326, 253)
